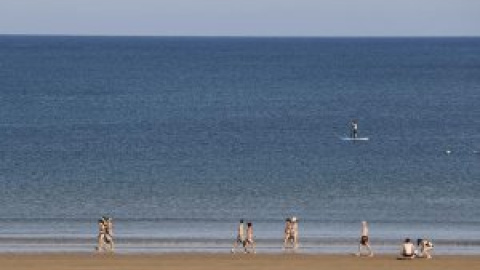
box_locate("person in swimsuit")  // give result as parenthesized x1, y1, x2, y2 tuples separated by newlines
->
(244, 222, 256, 253)
(356, 221, 373, 257)
(291, 217, 299, 250)
(231, 219, 245, 253)
(283, 216, 299, 250)
(96, 219, 106, 252)
(283, 218, 293, 249)
(104, 217, 114, 252)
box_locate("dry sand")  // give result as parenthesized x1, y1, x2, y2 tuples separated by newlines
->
(0, 253, 479, 270)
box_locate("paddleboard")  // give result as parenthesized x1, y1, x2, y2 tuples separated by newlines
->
(341, 137, 369, 141)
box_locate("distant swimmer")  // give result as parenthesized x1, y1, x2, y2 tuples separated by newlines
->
(351, 120, 358, 139)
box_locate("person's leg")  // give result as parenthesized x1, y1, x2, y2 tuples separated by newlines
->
(109, 236, 115, 252)
(232, 238, 239, 253)
(97, 234, 104, 252)
(103, 235, 112, 252)
(293, 235, 298, 250)
(357, 243, 364, 256)
(365, 243, 373, 256)
(283, 235, 288, 250)
(424, 247, 432, 259)
(356, 238, 363, 256)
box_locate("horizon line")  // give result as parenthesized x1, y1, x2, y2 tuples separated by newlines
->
(1, 33, 479, 39)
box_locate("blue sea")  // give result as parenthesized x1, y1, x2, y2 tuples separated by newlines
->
(0, 36, 479, 254)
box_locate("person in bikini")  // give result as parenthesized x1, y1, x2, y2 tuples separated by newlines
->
(283, 218, 293, 249)
(244, 222, 256, 253)
(96, 219, 107, 252)
(283, 217, 299, 250)
(104, 217, 114, 251)
(96, 216, 114, 252)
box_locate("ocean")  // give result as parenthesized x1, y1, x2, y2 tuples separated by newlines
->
(0, 36, 479, 254)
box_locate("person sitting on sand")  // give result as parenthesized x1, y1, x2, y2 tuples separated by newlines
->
(244, 222, 256, 254)
(356, 221, 373, 257)
(401, 238, 415, 259)
(416, 238, 434, 259)
(231, 219, 245, 253)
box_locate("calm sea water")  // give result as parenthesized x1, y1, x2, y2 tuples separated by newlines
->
(0, 36, 479, 254)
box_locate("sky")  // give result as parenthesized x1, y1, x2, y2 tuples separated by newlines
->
(1, 0, 479, 36)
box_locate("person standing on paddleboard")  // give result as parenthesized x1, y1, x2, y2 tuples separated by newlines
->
(351, 120, 358, 139)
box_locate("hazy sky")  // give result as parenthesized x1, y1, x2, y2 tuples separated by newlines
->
(1, 0, 479, 36)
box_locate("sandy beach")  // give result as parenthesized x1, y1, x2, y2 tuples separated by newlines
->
(0, 253, 479, 270)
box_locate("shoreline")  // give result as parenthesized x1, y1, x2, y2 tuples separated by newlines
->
(0, 253, 479, 270)
(1, 241, 479, 255)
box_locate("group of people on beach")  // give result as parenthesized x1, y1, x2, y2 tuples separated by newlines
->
(351, 221, 434, 259)
(94, 217, 433, 258)
(346, 221, 435, 259)
(230, 219, 434, 259)
(230, 216, 299, 254)
(400, 238, 434, 259)
(96, 216, 114, 252)
(231, 219, 256, 253)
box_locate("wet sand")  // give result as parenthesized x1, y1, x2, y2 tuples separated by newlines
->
(0, 253, 479, 270)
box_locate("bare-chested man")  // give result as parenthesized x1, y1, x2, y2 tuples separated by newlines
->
(231, 219, 245, 253)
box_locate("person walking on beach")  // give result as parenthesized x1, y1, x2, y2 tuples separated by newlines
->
(356, 221, 373, 257)
(96, 216, 114, 252)
(291, 217, 299, 249)
(231, 219, 246, 253)
(283, 216, 299, 250)
(283, 218, 293, 249)
(96, 219, 107, 252)
(244, 222, 256, 253)
(104, 217, 114, 251)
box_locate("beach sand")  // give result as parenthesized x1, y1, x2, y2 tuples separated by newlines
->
(0, 253, 479, 270)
